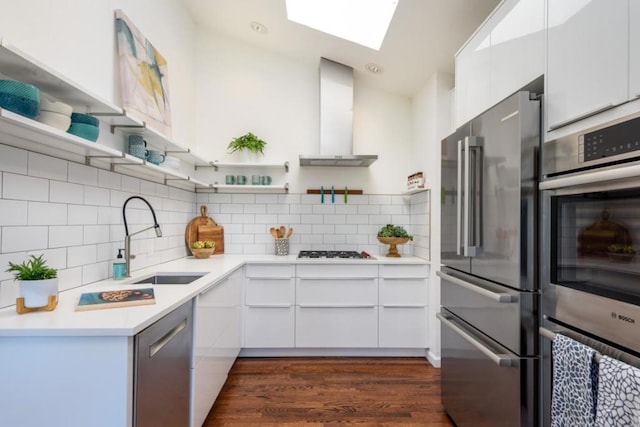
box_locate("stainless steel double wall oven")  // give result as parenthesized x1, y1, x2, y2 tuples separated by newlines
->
(540, 113, 640, 426)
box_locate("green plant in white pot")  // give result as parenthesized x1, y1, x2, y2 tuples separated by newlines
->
(6, 254, 58, 308)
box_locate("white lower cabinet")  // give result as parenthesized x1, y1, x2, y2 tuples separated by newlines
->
(191, 268, 242, 427)
(378, 264, 429, 348)
(295, 264, 378, 348)
(243, 264, 295, 348)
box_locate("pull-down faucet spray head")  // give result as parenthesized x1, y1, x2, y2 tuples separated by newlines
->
(122, 196, 162, 277)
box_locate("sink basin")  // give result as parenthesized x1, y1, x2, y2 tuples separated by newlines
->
(132, 273, 206, 285)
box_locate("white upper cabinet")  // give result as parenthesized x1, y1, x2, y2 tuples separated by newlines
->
(490, 0, 544, 103)
(630, 1, 640, 100)
(546, 0, 629, 130)
(455, 0, 544, 128)
(455, 21, 492, 127)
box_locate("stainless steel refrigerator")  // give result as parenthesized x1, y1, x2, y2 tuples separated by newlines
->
(437, 91, 540, 427)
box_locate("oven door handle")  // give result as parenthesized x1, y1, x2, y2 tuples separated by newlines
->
(437, 271, 518, 303)
(437, 312, 517, 367)
(457, 139, 463, 255)
(540, 163, 640, 191)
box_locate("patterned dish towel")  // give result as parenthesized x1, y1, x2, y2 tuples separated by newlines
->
(551, 333, 599, 427)
(595, 356, 640, 427)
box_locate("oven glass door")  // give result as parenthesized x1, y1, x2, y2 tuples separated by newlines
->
(550, 187, 640, 305)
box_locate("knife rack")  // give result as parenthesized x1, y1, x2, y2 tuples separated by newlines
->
(306, 189, 363, 195)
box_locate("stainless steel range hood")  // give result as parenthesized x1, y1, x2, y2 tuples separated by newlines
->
(299, 58, 378, 167)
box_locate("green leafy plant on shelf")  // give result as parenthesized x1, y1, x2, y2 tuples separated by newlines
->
(227, 132, 267, 155)
(377, 224, 413, 240)
(6, 254, 57, 281)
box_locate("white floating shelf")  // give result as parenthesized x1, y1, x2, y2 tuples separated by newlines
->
(402, 187, 430, 195)
(0, 42, 138, 127)
(202, 183, 289, 193)
(206, 160, 289, 171)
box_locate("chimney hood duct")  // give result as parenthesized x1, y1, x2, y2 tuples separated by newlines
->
(299, 58, 378, 167)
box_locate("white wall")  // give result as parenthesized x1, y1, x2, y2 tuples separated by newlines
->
(193, 28, 413, 195)
(412, 71, 455, 362)
(0, 0, 197, 146)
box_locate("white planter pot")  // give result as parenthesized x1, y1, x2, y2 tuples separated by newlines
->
(19, 278, 58, 308)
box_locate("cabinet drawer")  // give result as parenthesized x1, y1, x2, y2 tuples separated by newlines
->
(379, 264, 428, 278)
(380, 278, 427, 306)
(199, 277, 241, 307)
(244, 307, 295, 348)
(296, 264, 377, 278)
(295, 306, 378, 347)
(379, 306, 427, 348)
(245, 278, 295, 306)
(245, 263, 294, 278)
(296, 278, 378, 306)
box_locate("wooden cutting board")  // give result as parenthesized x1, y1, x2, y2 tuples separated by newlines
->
(185, 205, 224, 254)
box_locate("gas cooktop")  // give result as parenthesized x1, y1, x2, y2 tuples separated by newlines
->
(297, 250, 370, 259)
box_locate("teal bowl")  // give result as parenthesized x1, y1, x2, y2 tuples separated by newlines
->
(0, 80, 40, 102)
(0, 93, 39, 118)
(70, 112, 99, 127)
(67, 122, 99, 142)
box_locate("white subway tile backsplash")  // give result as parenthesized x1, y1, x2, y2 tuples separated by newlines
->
(300, 194, 317, 204)
(345, 195, 368, 205)
(57, 267, 83, 291)
(231, 214, 256, 224)
(224, 223, 243, 234)
(323, 214, 346, 225)
(50, 181, 84, 204)
(49, 226, 83, 248)
(381, 205, 403, 215)
(0, 144, 28, 175)
(68, 163, 98, 187)
(83, 225, 110, 245)
(357, 204, 380, 215)
(82, 261, 109, 284)
(0, 200, 28, 225)
(28, 153, 68, 181)
(28, 202, 67, 225)
(278, 194, 300, 204)
(277, 214, 301, 224)
(267, 204, 289, 214)
(3, 173, 49, 201)
(346, 215, 369, 225)
(300, 234, 323, 244)
(3, 226, 48, 252)
(122, 176, 141, 194)
(68, 245, 98, 267)
(244, 224, 267, 234)
(312, 224, 334, 234)
(255, 194, 278, 204)
(335, 205, 358, 214)
(232, 194, 255, 204)
(243, 204, 266, 214)
(68, 205, 98, 225)
(98, 169, 122, 190)
(0, 252, 28, 281)
(220, 204, 245, 214)
(324, 234, 345, 244)
(312, 204, 335, 214)
(369, 195, 392, 205)
(0, 279, 19, 308)
(155, 183, 170, 198)
(300, 214, 323, 224)
(84, 186, 110, 206)
(290, 204, 312, 214)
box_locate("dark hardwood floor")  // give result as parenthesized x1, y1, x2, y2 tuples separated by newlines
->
(204, 357, 455, 426)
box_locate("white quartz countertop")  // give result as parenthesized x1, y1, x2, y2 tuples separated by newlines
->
(0, 254, 429, 337)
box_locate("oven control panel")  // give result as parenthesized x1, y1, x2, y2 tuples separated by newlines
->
(580, 116, 640, 162)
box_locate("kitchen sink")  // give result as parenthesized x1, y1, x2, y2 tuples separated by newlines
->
(132, 273, 207, 285)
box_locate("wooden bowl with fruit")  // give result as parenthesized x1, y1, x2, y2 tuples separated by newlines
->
(190, 240, 216, 259)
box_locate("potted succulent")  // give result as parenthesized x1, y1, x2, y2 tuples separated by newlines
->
(6, 254, 58, 308)
(227, 132, 267, 157)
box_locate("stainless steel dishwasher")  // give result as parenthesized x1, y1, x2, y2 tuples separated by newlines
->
(134, 300, 193, 427)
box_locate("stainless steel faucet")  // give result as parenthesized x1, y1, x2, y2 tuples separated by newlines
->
(122, 196, 162, 277)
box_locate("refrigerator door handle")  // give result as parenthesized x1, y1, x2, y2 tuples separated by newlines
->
(463, 136, 470, 256)
(437, 312, 518, 367)
(456, 139, 463, 255)
(464, 136, 482, 257)
(437, 270, 518, 303)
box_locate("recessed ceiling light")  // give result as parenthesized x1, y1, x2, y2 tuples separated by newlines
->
(286, 0, 398, 50)
(365, 63, 384, 74)
(250, 21, 268, 34)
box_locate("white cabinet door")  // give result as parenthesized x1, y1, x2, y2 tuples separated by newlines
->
(630, 1, 640, 100)
(546, 0, 628, 130)
(378, 265, 428, 348)
(191, 270, 242, 427)
(243, 264, 295, 348)
(455, 21, 492, 127)
(295, 306, 379, 347)
(490, 0, 544, 103)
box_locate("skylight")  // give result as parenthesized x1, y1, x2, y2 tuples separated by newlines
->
(285, 0, 398, 50)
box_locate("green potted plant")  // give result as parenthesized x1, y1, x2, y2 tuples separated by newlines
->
(6, 254, 58, 308)
(227, 132, 267, 156)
